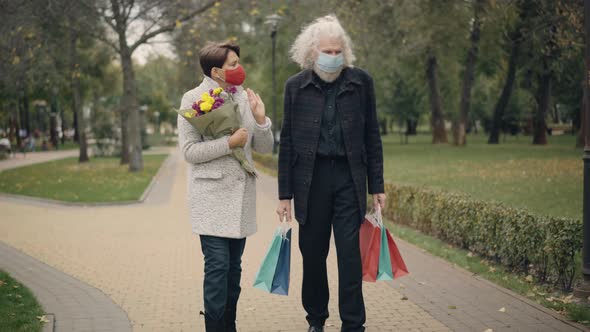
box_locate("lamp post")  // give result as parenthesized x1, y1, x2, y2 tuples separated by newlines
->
(575, 0, 590, 300)
(266, 13, 282, 154)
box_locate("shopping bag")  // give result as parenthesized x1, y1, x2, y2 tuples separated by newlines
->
(270, 228, 291, 295)
(253, 228, 283, 292)
(377, 221, 394, 281)
(360, 213, 381, 282)
(385, 229, 409, 278)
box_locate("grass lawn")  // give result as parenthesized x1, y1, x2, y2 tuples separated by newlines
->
(0, 154, 168, 203)
(382, 133, 582, 219)
(0, 270, 45, 332)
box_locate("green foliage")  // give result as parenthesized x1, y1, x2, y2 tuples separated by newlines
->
(384, 183, 582, 290)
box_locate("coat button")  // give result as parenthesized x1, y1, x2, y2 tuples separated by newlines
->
(307, 150, 313, 155)
(314, 118, 319, 123)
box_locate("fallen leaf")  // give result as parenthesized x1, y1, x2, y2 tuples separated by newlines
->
(418, 281, 427, 285)
(498, 307, 506, 313)
(467, 252, 474, 257)
(399, 283, 406, 289)
(37, 315, 50, 323)
(0, 280, 4, 287)
(526, 292, 535, 297)
(12, 285, 19, 289)
(489, 267, 496, 273)
(483, 329, 494, 332)
(401, 296, 408, 300)
(525, 275, 533, 282)
(448, 305, 457, 309)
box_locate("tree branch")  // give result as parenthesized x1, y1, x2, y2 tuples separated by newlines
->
(129, 0, 217, 52)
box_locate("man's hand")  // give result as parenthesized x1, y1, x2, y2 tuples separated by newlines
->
(276, 200, 292, 222)
(373, 193, 386, 211)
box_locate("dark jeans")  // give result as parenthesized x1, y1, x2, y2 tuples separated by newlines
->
(200, 235, 246, 321)
(299, 156, 366, 332)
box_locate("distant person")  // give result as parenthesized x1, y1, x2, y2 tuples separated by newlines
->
(0, 134, 11, 157)
(27, 135, 36, 152)
(276, 15, 385, 332)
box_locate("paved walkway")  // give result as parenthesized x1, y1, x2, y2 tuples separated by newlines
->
(0, 149, 78, 171)
(0, 149, 586, 331)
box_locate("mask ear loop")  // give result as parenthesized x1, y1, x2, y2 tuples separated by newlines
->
(213, 68, 226, 82)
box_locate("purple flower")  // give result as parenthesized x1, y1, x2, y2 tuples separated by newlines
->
(192, 102, 199, 111)
(225, 86, 238, 94)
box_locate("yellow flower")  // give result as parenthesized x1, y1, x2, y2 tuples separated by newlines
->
(184, 111, 193, 117)
(213, 87, 223, 95)
(200, 102, 213, 112)
(201, 92, 211, 100)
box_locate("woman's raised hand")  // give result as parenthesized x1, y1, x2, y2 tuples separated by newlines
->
(246, 88, 266, 125)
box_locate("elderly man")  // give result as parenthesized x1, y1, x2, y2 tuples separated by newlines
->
(276, 15, 386, 332)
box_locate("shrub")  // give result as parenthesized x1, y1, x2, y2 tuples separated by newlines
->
(384, 183, 582, 290)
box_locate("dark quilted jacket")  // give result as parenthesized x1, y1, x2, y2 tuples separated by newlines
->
(278, 67, 384, 225)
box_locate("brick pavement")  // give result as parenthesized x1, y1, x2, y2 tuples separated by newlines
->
(0, 149, 586, 331)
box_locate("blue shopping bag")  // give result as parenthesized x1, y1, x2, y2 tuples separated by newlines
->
(271, 228, 291, 295)
(253, 227, 284, 292)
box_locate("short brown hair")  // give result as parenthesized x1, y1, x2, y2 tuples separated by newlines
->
(199, 41, 241, 77)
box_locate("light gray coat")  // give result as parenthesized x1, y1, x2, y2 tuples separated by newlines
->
(178, 76, 274, 238)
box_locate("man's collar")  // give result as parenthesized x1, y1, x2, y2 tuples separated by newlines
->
(300, 67, 362, 89)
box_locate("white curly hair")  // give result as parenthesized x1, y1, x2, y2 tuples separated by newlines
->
(289, 15, 356, 70)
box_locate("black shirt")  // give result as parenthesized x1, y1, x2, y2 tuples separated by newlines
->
(314, 72, 346, 158)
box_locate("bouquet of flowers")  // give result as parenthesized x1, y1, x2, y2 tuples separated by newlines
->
(176, 86, 257, 177)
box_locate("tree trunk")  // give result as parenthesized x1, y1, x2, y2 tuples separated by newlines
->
(23, 89, 30, 136)
(454, 0, 483, 146)
(579, 88, 587, 148)
(406, 119, 418, 135)
(426, 51, 448, 144)
(533, 68, 551, 145)
(488, 36, 520, 144)
(70, 29, 88, 162)
(120, 47, 143, 171)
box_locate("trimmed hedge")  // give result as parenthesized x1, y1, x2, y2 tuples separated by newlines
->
(250, 153, 583, 290)
(384, 183, 582, 290)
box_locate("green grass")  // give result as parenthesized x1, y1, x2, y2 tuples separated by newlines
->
(0, 154, 168, 202)
(382, 133, 582, 219)
(0, 270, 45, 332)
(387, 219, 590, 325)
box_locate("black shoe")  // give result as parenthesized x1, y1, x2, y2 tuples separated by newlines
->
(224, 308, 237, 332)
(204, 312, 226, 332)
(308, 326, 324, 332)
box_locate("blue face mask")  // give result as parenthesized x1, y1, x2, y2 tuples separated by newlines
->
(316, 52, 344, 73)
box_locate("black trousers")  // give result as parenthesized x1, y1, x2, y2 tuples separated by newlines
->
(299, 156, 366, 332)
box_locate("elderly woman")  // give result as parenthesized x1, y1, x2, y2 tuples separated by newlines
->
(178, 41, 273, 332)
(276, 16, 386, 332)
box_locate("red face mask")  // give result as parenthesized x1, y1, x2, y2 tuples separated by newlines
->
(223, 65, 246, 86)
